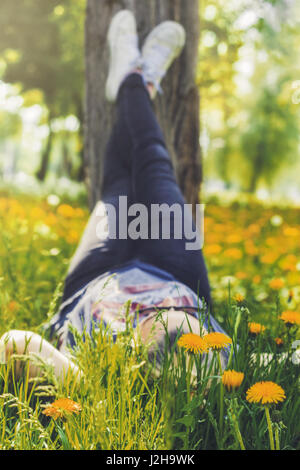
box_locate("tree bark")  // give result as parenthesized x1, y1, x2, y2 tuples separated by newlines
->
(85, 0, 202, 210)
(36, 114, 53, 181)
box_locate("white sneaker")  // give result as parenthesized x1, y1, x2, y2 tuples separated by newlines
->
(142, 21, 186, 99)
(105, 10, 142, 102)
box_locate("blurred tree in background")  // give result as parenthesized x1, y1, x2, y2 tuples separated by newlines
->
(239, 0, 300, 192)
(0, 108, 22, 179)
(241, 85, 299, 192)
(199, 0, 300, 194)
(0, 0, 85, 181)
(198, 0, 244, 186)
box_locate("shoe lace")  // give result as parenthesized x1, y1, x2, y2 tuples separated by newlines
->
(143, 44, 173, 94)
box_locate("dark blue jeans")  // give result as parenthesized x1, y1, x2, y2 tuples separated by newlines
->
(62, 74, 211, 306)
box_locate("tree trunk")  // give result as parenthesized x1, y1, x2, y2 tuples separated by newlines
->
(36, 114, 53, 181)
(85, 0, 202, 210)
(74, 96, 86, 182)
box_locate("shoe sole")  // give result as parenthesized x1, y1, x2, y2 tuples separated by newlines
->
(106, 10, 137, 102)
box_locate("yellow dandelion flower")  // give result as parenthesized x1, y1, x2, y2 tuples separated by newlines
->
(253, 275, 261, 284)
(42, 398, 82, 420)
(203, 332, 232, 350)
(67, 229, 80, 244)
(177, 333, 209, 354)
(74, 208, 86, 218)
(0, 197, 8, 211)
(7, 300, 18, 312)
(260, 253, 279, 264)
(266, 236, 279, 247)
(247, 224, 260, 235)
(223, 248, 243, 260)
(205, 244, 222, 255)
(245, 241, 259, 256)
(279, 311, 300, 326)
(233, 293, 245, 303)
(279, 257, 296, 272)
(45, 214, 58, 226)
(30, 207, 45, 220)
(248, 322, 266, 335)
(283, 227, 299, 237)
(226, 234, 243, 244)
(235, 272, 248, 280)
(269, 278, 284, 290)
(9, 200, 25, 218)
(57, 204, 75, 218)
(274, 337, 284, 346)
(222, 370, 244, 391)
(246, 381, 286, 405)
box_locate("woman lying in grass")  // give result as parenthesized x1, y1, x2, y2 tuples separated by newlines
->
(0, 11, 230, 383)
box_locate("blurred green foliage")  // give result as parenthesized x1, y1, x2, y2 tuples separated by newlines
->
(199, 0, 300, 193)
(241, 85, 299, 192)
(0, 109, 22, 140)
(0, 0, 85, 119)
(0, 0, 299, 193)
(0, 0, 86, 181)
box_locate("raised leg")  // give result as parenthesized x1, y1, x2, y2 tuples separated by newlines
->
(117, 74, 211, 306)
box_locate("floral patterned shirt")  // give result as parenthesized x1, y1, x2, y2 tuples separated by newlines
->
(47, 260, 228, 356)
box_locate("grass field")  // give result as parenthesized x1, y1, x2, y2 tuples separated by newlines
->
(0, 192, 299, 450)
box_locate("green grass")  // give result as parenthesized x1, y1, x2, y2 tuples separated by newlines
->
(0, 193, 299, 450)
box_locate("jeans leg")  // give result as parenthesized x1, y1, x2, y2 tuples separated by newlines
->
(117, 74, 211, 305)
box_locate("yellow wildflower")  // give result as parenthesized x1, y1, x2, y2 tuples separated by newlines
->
(248, 322, 266, 335)
(222, 370, 244, 391)
(177, 333, 208, 354)
(203, 332, 232, 350)
(42, 398, 82, 420)
(246, 381, 286, 405)
(279, 311, 300, 326)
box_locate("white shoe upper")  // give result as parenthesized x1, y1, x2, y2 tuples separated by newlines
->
(105, 10, 142, 102)
(142, 21, 186, 98)
(105, 12, 186, 102)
